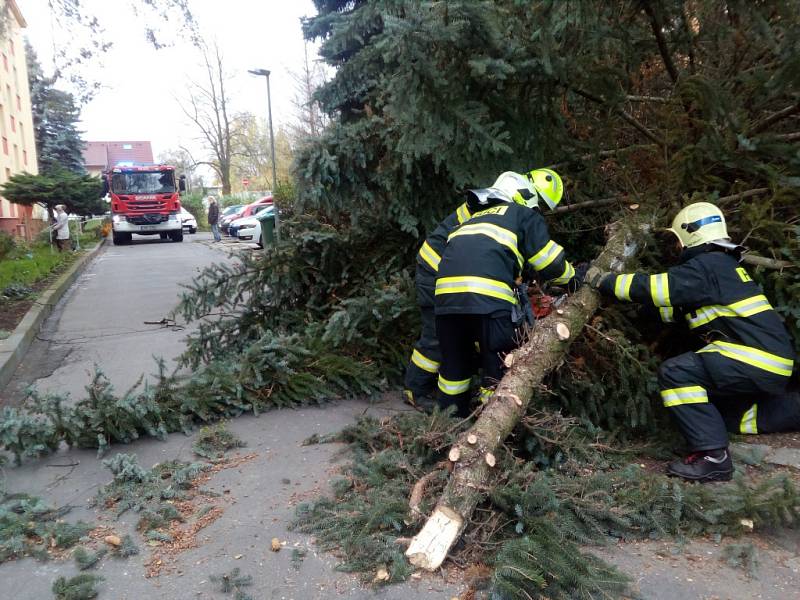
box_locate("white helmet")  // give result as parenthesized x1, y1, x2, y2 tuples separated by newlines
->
(667, 202, 730, 248)
(492, 171, 538, 208)
(466, 187, 514, 206)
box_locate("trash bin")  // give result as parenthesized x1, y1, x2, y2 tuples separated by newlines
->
(256, 207, 276, 247)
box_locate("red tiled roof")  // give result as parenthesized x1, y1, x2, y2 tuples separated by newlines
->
(83, 142, 108, 167)
(82, 141, 154, 169)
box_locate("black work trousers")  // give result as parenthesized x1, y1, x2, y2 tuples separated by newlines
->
(404, 268, 439, 401)
(435, 312, 519, 417)
(658, 350, 800, 452)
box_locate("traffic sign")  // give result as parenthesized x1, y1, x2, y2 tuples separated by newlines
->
(242, 178, 250, 187)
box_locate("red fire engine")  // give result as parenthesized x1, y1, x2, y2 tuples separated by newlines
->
(102, 163, 186, 245)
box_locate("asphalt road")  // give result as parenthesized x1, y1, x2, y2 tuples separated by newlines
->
(3, 232, 238, 402)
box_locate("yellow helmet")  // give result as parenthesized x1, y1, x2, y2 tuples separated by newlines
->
(492, 171, 538, 208)
(667, 202, 729, 248)
(526, 168, 564, 210)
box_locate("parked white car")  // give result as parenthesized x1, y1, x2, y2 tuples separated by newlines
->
(180, 207, 197, 234)
(235, 216, 261, 245)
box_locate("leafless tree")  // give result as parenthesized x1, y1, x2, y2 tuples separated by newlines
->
(287, 41, 329, 144)
(179, 43, 240, 195)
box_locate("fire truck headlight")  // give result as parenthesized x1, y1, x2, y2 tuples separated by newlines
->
(112, 215, 126, 224)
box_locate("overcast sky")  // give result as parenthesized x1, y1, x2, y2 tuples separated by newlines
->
(18, 0, 322, 160)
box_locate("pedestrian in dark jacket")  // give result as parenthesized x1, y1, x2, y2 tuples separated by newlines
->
(588, 202, 800, 482)
(207, 197, 221, 242)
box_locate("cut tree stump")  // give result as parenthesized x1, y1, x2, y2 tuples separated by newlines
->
(405, 224, 640, 571)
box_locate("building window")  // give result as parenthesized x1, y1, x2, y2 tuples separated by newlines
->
(10, 116, 14, 133)
(13, 144, 18, 168)
(6, 85, 10, 107)
(16, 95, 20, 111)
(23, 149, 27, 165)
(2, 54, 6, 72)
(2, 137, 7, 155)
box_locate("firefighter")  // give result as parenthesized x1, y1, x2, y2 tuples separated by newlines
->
(433, 171, 577, 417)
(587, 202, 800, 482)
(404, 169, 566, 410)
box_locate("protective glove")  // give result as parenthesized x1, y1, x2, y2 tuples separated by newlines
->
(567, 262, 589, 294)
(584, 265, 611, 290)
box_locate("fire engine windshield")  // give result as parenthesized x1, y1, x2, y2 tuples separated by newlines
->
(111, 171, 176, 194)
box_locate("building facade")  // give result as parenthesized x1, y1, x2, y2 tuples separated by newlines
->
(83, 141, 154, 176)
(0, 0, 41, 239)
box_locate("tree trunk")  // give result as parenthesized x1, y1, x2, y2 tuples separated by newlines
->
(405, 224, 639, 571)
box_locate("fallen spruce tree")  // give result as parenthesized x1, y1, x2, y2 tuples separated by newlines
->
(1, 1, 800, 598)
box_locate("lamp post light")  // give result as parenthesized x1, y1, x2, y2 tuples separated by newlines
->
(248, 68, 280, 241)
(247, 68, 278, 197)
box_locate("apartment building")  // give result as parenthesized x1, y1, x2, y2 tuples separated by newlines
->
(0, 0, 40, 239)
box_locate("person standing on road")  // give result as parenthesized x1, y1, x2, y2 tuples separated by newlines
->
(51, 204, 71, 252)
(207, 196, 221, 242)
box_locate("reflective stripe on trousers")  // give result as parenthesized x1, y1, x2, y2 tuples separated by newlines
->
(740, 404, 758, 434)
(438, 375, 471, 396)
(660, 385, 709, 407)
(411, 349, 439, 374)
(698, 341, 794, 377)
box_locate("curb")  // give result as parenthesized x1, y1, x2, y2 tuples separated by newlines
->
(0, 238, 107, 390)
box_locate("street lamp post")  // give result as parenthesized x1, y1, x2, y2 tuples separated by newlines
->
(248, 68, 280, 241)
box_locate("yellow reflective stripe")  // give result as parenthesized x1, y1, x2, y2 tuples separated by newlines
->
(551, 261, 574, 285)
(659, 307, 675, 323)
(614, 274, 634, 301)
(528, 240, 565, 271)
(740, 404, 758, 434)
(438, 375, 471, 396)
(456, 203, 471, 224)
(660, 385, 708, 407)
(698, 341, 794, 377)
(411, 349, 439, 374)
(478, 387, 493, 404)
(685, 294, 773, 330)
(435, 276, 516, 303)
(649, 273, 671, 307)
(418, 240, 441, 272)
(449, 223, 523, 268)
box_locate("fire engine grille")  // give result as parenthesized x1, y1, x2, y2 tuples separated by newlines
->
(128, 214, 169, 225)
(127, 199, 168, 211)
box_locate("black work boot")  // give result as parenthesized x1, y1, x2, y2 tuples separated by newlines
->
(667, 448, 733, 483)
(403, 390, 437, 413)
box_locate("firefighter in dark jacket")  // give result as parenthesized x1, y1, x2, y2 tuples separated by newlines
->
(404, 169, 566, 410)
(587, 202, 800, 482)
(433, 171, 577, 417)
